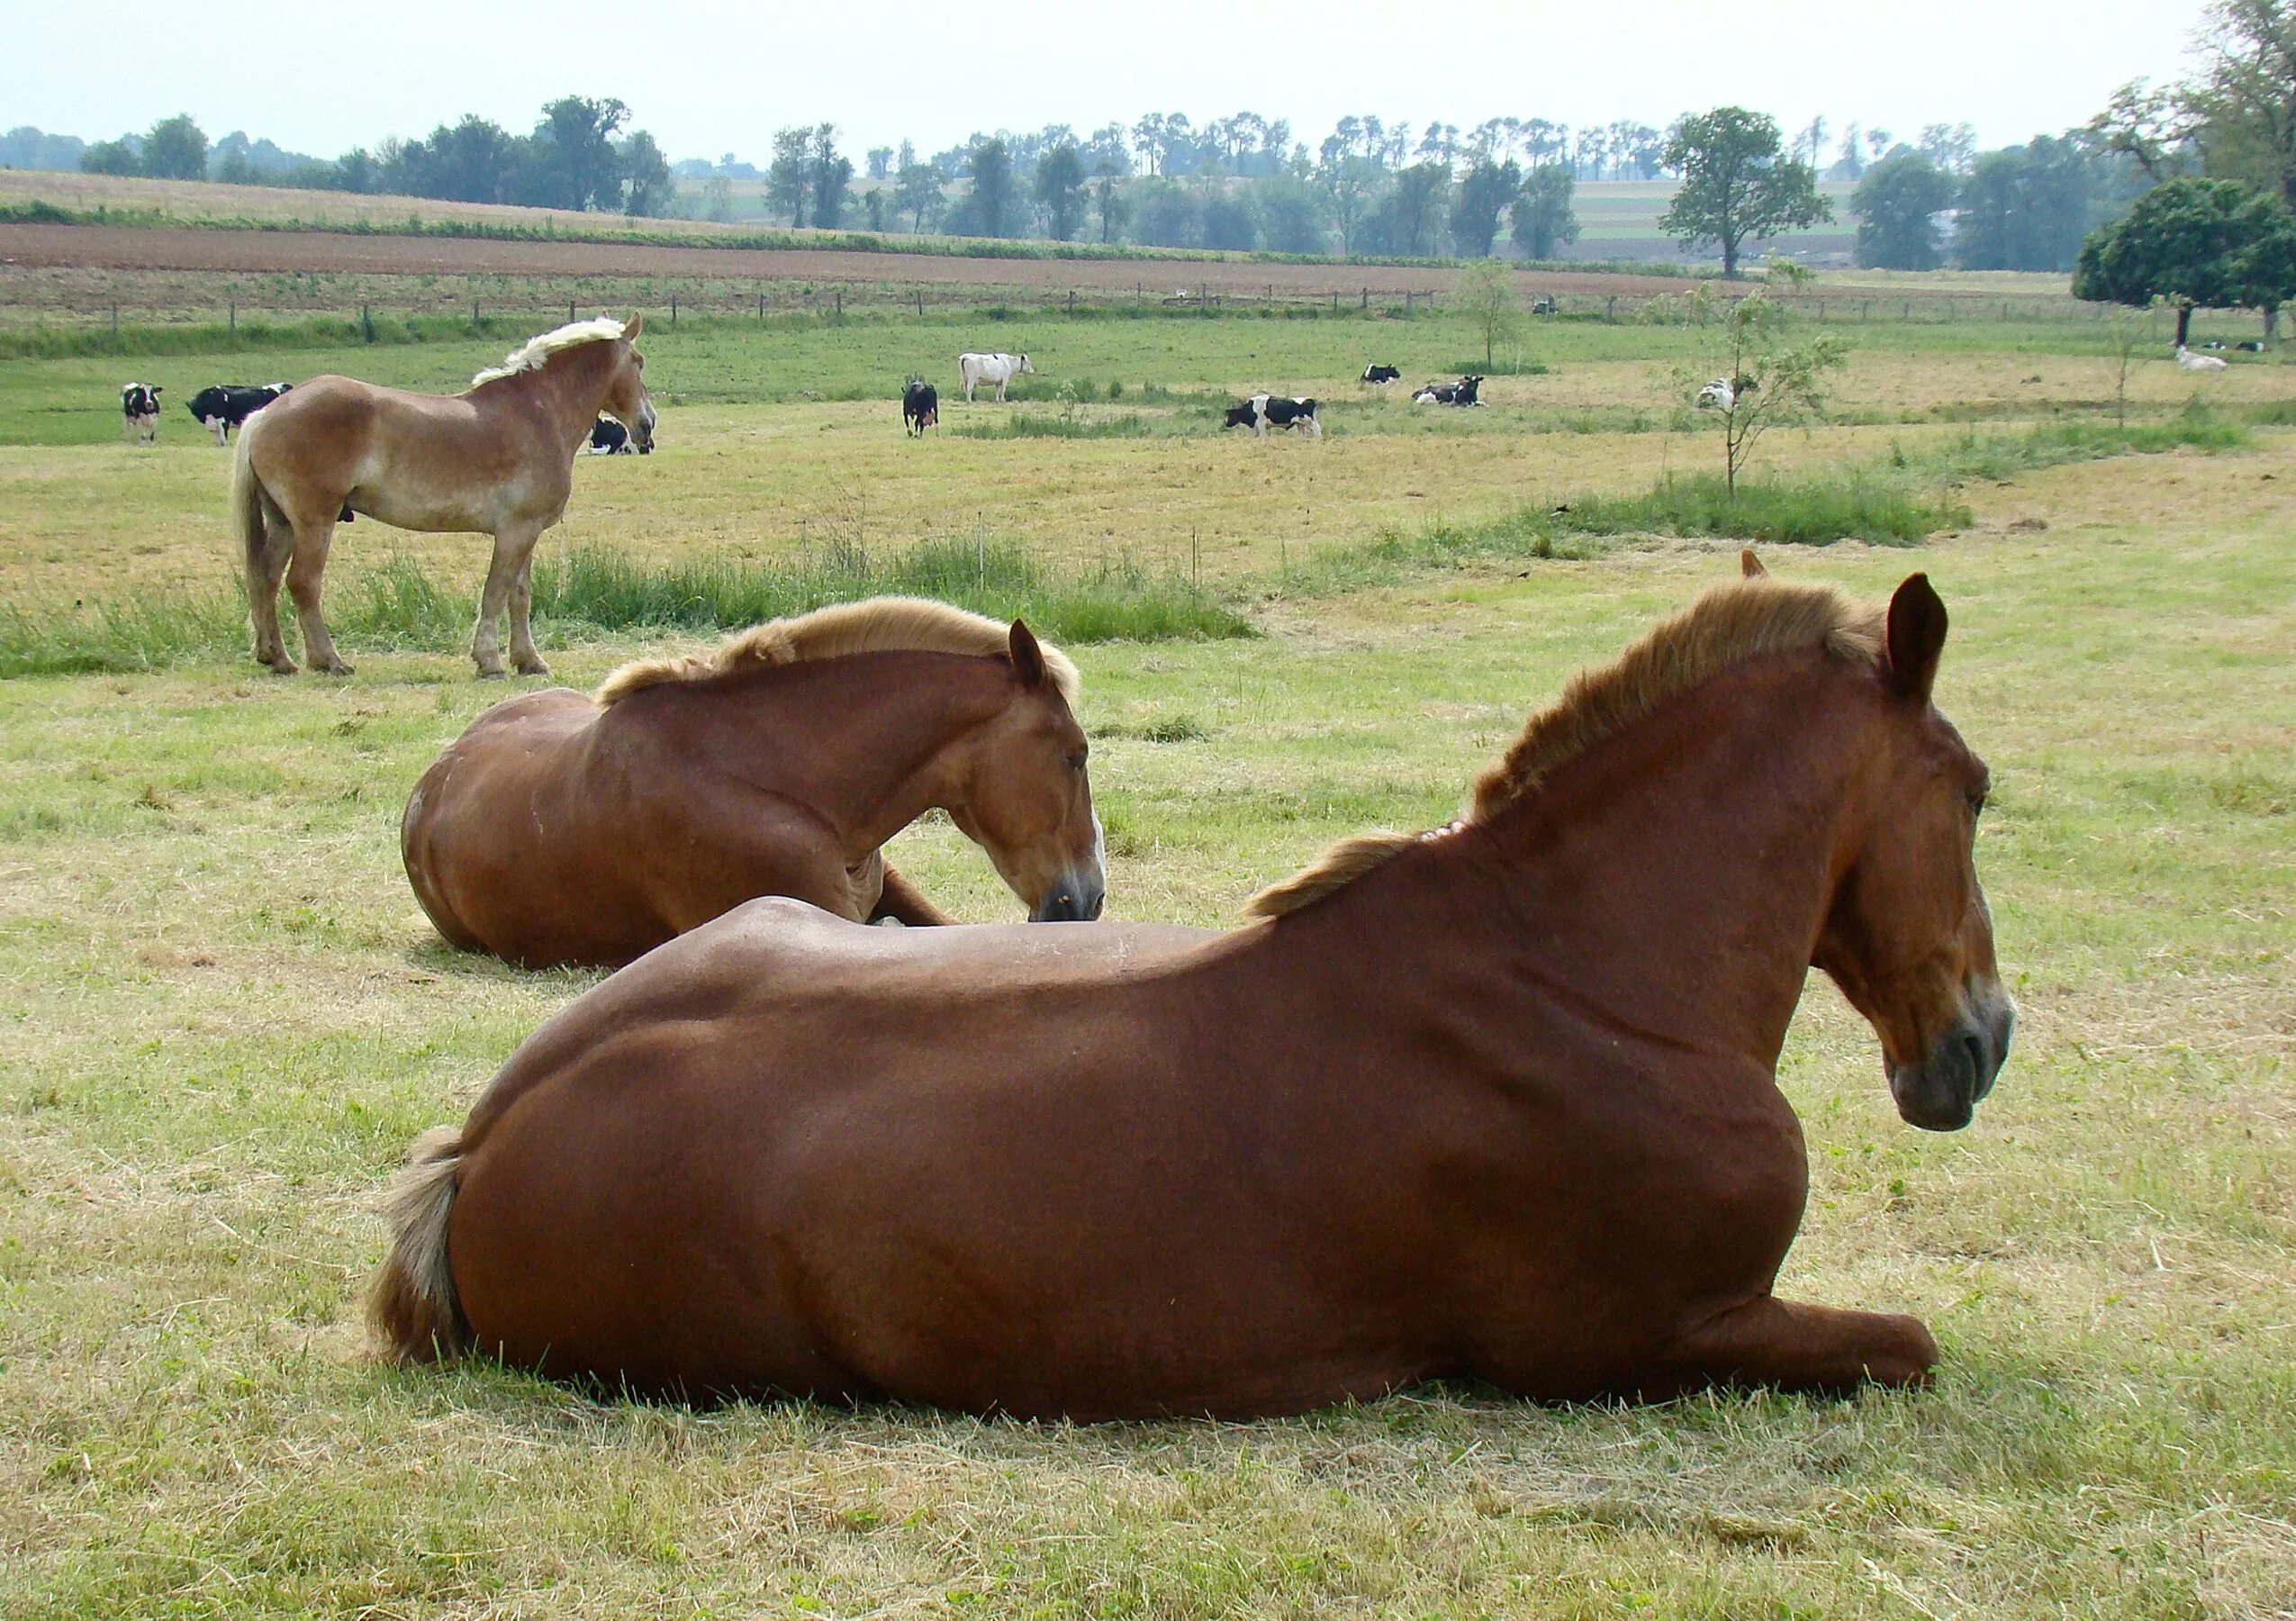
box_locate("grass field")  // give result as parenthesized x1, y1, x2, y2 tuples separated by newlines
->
(1, 291, 2292, 1617)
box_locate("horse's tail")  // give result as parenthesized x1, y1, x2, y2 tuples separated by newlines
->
(229, 417, 269, 589)
(367, 1125, 473, 1363)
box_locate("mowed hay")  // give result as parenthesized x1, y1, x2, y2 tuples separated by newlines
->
(0, 303, 2292, 1616)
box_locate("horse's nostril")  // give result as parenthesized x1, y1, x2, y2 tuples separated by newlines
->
(1962, 1031, 1987, 1091)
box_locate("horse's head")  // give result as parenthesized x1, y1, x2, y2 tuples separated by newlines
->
(1814, 573, 2014, 1131)
(946, 621, 1105, 922)
(601, 311, 656, 452)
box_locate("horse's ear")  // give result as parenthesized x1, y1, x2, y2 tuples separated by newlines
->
(1008, 620, 1047, 687)
(1740, 547, 1766, 578)
(623, 311, 643, 339)
(1885, 573, 1948, 704)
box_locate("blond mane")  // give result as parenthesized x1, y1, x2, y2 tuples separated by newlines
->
(593, 597, 1082, 707)
(1245, 578, 1885, 919)
(471, 318, 630, 387)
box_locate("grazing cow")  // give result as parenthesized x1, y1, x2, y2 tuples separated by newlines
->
(957, 351, 1034, 403)
(586, 416, 635, 454)
(2237, 340, 2267, 353)
(1360, 363, 1402, 385)
(903, 377, 939, 436)
(1225, 393, 1322, 439)
(185, 382, 291, 446)
(1411, 376, 1484, 406)
(2176, 346, 2229, 373)
(2201, 338, 2230, 350)
(121, 383, 162, 444)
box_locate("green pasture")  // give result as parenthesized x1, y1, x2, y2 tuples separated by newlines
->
(0, 298, 2291, 1616)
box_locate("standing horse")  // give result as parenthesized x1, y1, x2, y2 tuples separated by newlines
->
(373, 567, 2012, 1418)
(401, 600, 1107, 970)
(230, 314, 655, 678)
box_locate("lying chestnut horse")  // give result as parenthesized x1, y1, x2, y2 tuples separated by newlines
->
(231, 314, 655, 678)
(402, 599, 1107, 969)
(373, 566, 2013, 1417)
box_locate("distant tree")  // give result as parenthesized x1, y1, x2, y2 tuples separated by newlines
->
(1659, 107, 1831, 277)
(1317, 152, 1379, 253)
(532, 96, 628, 211)
(142, 114, 208, 181)
(619, 131, 673, 216)
(864, 189, 884, 232)
(334, 148, 378, 194)
(2179, 1, 2296, 205)
(81, 138, 140, 177)
(1450, 158, 1521, 257)
(1035, 141, 1087, 238)
(894, 160, 943, 232)
(1452, 258, 1521, 366)
(1917, 122, 1978, 175)
(1851, 150, 1953, 269)
(1131, 178, 1199, 247)
(1509, 164, 1579, 259)
(1388, 161, 1451, 254)
(2075, 175, 2296, 344)
(866, 145, 894, 182)
(1835, 122, 1865, 180)
(1796, 116, 1828, 170)
(703, 175, 736, 222)
(1258, 177, 1328, 253)
(393, 116, 518, 204)
(965, 137, 1017, 236)
(1089, 144, 1130, 242)
(1201, 186, 1259, 249)
(810, 124, 852, 228)
(1955, 138, 2096, 272)
(767, 126, 812, 227)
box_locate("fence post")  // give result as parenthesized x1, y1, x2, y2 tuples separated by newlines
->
(834, 289, 842, 321)
(361, 303, 373, 344)
(568, 297, 576, 325)
(112, 303, 119, 339)
(473, 297, 481, 330)
(1361, 286, 1369, 310)
(1068, 289, 1075, 317)
(670, 294, 677, 329)
(228, 299, 235, 337)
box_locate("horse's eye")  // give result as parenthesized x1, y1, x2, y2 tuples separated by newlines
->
(1068, 749, 1089, 772)
(1967, 788, 1987, 820)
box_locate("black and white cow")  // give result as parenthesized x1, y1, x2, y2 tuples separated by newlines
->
(1410, 376, 1483, 406)
(1225, 393, 1321, 438)
(1360, 363, 1402, 385)
(185, 382, 291, 446)
(586, 416, 638, 454)
(903, 377, 939, 436)
(120, 383, 162, 444)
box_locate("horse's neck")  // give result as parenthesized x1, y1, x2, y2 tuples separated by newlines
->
(1324, 649, 1879, 1070)
(522, 346, 619, 454)
(686, 656, 1007, 857)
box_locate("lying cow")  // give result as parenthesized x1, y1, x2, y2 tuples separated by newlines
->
(903, 377, 939, 436)
(957, 351, 1034, 403)
(1360, 363, 1402, 385)
(1225, 394, 1321, 439)
(586, 416, 645, 454)
(1411, 376, 1483, 406)
(185, 382, 290, 446)
(120, 383, 161, 444)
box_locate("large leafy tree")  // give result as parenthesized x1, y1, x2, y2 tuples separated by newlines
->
(810, 125, 852, 229)
(1956, 137, 2096, 272)
(766, 127, 812, 227)
(894, 160, 943, 233)
(1851, 150, 1953, 269)
(533, 96, 628, 212)
(1659, 108, 1831, 277)
(2074, 175, 2296, 343)
(2188, 0, 2296, 205)
(619, 131, 673, 217)
(1509, 164, 1579, 259)
(1450, 159, 1521, 258)
(1034, 141, 1087, 239)
(142, 114, 209, 181)
(1388, 161, 1451, 255)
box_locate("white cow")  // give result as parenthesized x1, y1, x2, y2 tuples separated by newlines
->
(2175, 346, 2228, 373)
(957, 351, 1035, 403)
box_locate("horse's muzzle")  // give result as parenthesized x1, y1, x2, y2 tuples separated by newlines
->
(1889, 994, 2015, 1131)
(1031, 868, 1106, 923)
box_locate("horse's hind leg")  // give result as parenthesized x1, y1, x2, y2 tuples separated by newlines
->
(247, 500, 297, 673)
(1656, 1295, 1939, 1398)
(472, 523, 544, 679)
(285, 514, 353, 675)
(506, 531, 550, 677)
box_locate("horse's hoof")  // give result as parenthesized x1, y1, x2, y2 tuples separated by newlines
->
(513, 660, 552, 678)
(476, 666, 509, 681)
(263, 659, 300, 676)
(315, 661, 355, 676)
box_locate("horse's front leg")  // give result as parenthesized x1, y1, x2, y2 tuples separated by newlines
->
(870, 864, 956, 926)
(506, 532, 551, 677)
(471, 525, 542, 678)
(284, 514, 352, 675)
(1653, 1294, 1939, 1399)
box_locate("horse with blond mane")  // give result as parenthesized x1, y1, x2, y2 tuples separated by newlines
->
(231, 314, 655, 678)
(401, 599, 1107, 969)
(373, 560, 2012, 1418)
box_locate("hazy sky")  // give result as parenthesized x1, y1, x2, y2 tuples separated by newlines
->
(5, 0, 2203, 163)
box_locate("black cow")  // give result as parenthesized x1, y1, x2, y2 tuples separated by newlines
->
(2237, 340, 2268, 352)
(903, 377, 939, 436)
(185, 382, 291, 446)
(1360, 363, 1402, 385)
(587, 416, 638, 454)
(1411, 375, 1483, 406)
(1225, 393, 1321, 439)
(120, 383, 161, 445)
